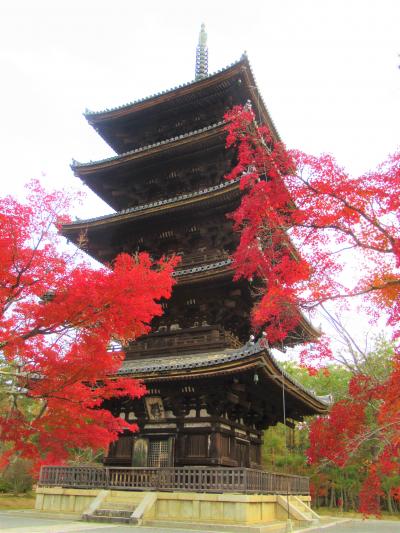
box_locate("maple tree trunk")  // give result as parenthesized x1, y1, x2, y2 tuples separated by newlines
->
(387, 491, 393, 514)
(329, 485, 336, 508)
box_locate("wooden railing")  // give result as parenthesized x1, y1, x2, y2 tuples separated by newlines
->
(38, 466, 309, 495)
(125, 326, 241, 358)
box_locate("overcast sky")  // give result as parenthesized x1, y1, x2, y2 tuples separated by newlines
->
(1, 0, 399, 347)
(1, 0, 399, 217)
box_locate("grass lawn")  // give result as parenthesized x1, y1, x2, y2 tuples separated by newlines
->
(0, 492, 35, 509)
(316, 507, 400, 521)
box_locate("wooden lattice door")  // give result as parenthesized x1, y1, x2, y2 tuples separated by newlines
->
(147, 438, 174, 467)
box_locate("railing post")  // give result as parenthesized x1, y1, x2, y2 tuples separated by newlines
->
(243, 468, 248, 493)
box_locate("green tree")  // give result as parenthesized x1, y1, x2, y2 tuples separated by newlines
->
(263, 337, 398, 513)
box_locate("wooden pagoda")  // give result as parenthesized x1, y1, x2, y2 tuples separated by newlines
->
(63, 29, 328, 471)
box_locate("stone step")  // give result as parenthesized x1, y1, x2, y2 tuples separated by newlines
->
(94, 508, 133, 518)
(101, 501, 137, 510)
(292, 508, 316, 521)
(84, 514, 131, 524)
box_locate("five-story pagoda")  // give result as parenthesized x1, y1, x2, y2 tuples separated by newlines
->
(63, 26, 328, 470)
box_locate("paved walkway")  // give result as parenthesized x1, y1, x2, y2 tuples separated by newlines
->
(1, 512, 400, 533)
(306, 520, 400, 532)
(0, 511, 219, 533)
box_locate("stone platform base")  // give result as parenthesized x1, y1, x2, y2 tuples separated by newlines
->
(36, 487, 316, 528)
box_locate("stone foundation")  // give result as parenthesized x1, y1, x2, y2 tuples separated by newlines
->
(36, 487, 312, 525)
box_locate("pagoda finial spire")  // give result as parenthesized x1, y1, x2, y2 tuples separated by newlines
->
(195, 23, 208, 81)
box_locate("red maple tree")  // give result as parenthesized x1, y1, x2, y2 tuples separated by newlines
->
(0, 181, 178, 469)
(224, 104, 400, 513)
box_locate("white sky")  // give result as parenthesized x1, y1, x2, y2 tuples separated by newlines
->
(1, 0, 399, 212)
(0, 0, 399, 347)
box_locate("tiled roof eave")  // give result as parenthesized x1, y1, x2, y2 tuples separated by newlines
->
(239, 57, 281, 142)
(117, 340, 330, 411)
(71, 121, 226, 172)
(62, 177, 241, 231)
(84, 58, 245, 121)
(266, 349, 331, 409)
(173, 260, 233, 279)
(117, 341, 264, 376)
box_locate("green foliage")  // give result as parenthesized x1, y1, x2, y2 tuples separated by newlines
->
(262, 362, 352, 475)
(1, 458, 33, 494)
(262, 340, 398, 513)
(283, 361, 351, 400)
(357, 335, 394, 382)
(0, 478, 12, 493)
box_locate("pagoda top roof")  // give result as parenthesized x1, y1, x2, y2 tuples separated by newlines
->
(83, 55, 261, 121)
(84, 58, 244, 119)
(117, 339, 330, 414)
(81, 54, 280, 154)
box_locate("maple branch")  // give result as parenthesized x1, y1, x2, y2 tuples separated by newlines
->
(319, 304, 367, 368)
(35, 400, 48, 421)
(294, 221, 393, 254)
(345, 420, 400, 461)
(303, 278, 400, 309)
(2, 209, 58, 312)
(295, 172, 396, 245)
(325, 244, 358, 255)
